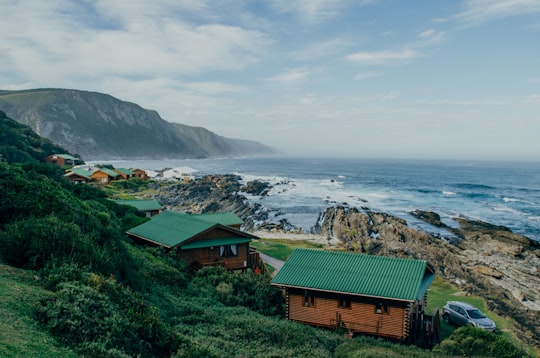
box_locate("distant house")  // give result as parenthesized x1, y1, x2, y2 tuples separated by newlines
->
(44, 154, 80, 166)
(131, 168, 149, 180)
(91, 168, 120, 184)
(271, 249, 438, 345)
(64, 167, 93, 184)
(114, 168, 135, 180)
(126, 211, 262, 271)
(114, 199, 163, 217)
(160, 167, 197, 181)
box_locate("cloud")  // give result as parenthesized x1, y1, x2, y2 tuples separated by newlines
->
(180, 82, 249, 95)
(0, 1, 271, 85)
(292, 38, 351, 61)
(522, 94, 540, 105)
(354, 72, 382, 80)
(345, 49, 419, 65)
(270, 0, 375, 22)
(419, 29, 436, 38)
(266, 68, 311, 82)
(456, 0, 540, 24)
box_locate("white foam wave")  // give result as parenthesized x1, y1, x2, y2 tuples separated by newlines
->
(442, 191, 456, 195)
(503, 197, 524, 203)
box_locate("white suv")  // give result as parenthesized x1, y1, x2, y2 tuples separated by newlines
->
(442, 301, 496, 332)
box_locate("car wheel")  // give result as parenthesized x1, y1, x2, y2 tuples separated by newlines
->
(442, 313, 451, 325)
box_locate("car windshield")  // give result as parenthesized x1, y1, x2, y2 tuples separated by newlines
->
(467, 309, 486, 319)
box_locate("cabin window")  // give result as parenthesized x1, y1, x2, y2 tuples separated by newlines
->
(303, 290, 315, 307)
(375, 302, 388, 314)
(219, 244, 238, 257)
(338, 297, 351, 309)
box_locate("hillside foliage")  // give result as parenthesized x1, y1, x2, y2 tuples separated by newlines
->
(0, 113, 530, 357)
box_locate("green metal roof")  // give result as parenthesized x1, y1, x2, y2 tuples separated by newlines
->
(180, 237, 251, 249)
(57, 154, 78, 160)
(126, 211, 250, 248)
(65, 168, 93, 179)
(114, 199, 163, 211)
(271, 249, 435, 302)
(95, 168, 119, 177)
(115, 168, 134, 175)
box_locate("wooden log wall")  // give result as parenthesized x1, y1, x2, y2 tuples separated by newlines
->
(286, 290, 410, 340)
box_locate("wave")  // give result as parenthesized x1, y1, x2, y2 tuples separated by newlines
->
(442, 191, 456, 195)
(454, 183, 496, 190)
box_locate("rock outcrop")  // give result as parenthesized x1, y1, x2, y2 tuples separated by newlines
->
(150, 175, 540, 347)
(315, 206, 540, 347)
(154, 175, 277, 231)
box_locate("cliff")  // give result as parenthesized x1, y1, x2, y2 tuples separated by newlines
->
(0, 88, 276, 160)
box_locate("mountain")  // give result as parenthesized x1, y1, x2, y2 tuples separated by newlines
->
(0, 88, 276, 160)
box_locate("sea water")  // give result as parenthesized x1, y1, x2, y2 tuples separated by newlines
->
(104, 157, 540, 242)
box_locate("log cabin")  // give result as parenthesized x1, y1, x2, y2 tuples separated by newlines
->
(126, 211, 261, 271)
(271, 249, 437, 344)
(91, 168, 120, 184)
(64, 167, 93, 184)
(114, 167, 135, 180)
(44, 154, 80, 166)
(131, 168, 149, 180)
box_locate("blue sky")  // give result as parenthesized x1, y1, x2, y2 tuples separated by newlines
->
(1, 0, 539, 160)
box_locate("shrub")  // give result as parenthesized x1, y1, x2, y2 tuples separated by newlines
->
(37, 282, 119, 344)
(0, 215, 82, 269)
(191, 266, 284, 316)
(433, 326, 528, 358)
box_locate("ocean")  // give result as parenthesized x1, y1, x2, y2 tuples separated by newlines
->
(103, 157, 540, 242)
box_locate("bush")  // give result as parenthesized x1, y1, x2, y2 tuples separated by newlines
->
(433, 326, 528, 358)
(0, 215, 83, 269)
(37, 282, 119, 344)
(191, 266, 284, 316)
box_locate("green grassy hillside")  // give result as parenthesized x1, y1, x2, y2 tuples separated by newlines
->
(0, 264, 76, 357)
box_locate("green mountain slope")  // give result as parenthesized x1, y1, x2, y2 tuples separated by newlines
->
(0, 88, 276, 160)
(0, 110, 73, 164)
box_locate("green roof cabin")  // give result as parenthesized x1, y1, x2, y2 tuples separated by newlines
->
(91, 168, 120, 184)
(44, 154, 80, 166)
(114, 199, 164, 217)
(114, 168, 135, 180)
(271, 249, 438, 345)
(64, 167, 93, 184)
(126, 211, 262, 271)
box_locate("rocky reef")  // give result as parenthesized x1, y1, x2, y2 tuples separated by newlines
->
(152, 175, 540, 347)
(314, 206, 540, 346)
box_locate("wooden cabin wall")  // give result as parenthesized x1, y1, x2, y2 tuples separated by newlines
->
(176, 243, 249, 270)
(287, 290, 409, 340)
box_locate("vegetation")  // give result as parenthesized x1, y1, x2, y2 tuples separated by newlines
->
(0, 113, 533, 357)
(251, 237, 325, 261)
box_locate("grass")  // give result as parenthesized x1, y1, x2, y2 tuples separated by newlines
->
(426, 275, 531, 354)
(0, 263, 76, 357)
(251, 237, 325, 261)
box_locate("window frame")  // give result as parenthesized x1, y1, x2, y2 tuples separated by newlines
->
(375, 302, 388, 314)
(303, 290, 316, 307)
(338, 297, 351, 309)
(219, 244, 238, 258)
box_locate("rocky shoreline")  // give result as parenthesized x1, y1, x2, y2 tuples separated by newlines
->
(152, 174, 540, 346)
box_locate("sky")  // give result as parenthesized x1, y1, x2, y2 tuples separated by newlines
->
(1, 0, 540, 161)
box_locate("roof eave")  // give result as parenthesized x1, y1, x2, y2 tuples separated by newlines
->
(269, 283, 416, 303)
(125, 232, 172, 249)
